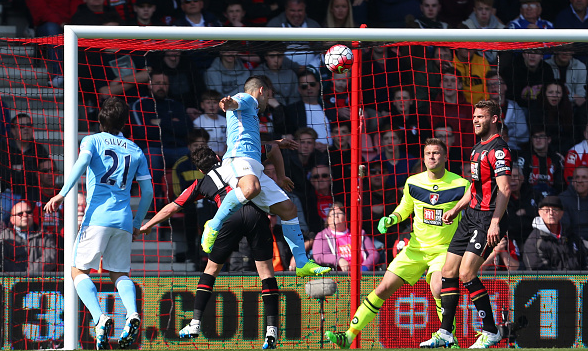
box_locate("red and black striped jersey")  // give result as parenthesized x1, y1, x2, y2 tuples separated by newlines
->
(174, 168, 232, 209)
(469, 134, 511, 211)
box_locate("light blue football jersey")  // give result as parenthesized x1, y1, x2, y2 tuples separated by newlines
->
(223, 93, 262, 163)
(79, 132, 151, 233)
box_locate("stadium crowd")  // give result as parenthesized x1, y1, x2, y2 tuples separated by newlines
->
(0, 0, 588, 273)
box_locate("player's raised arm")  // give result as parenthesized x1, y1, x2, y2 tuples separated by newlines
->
(140, 202, 182, 234)
(219, 96, 238, 112)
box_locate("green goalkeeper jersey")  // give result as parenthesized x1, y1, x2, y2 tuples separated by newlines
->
(394, 170, 470, 250)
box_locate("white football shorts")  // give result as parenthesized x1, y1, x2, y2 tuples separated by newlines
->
(73, 225, 132, 272)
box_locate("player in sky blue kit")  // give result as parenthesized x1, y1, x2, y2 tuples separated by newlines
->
(201, 75, 330, 277)
(45, 97, 153, 350)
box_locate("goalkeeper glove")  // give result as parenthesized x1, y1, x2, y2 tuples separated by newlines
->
(377, 214, 399, 234)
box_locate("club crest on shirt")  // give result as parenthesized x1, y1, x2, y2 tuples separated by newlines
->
(430, 193, 439, 205)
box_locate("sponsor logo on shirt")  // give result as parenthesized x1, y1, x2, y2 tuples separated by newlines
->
(423, 207, 443, 226)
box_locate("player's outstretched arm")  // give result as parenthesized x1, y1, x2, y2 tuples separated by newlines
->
(265, 144, 294, 192)
(272, 138, 299, 150)
(132, 178, 154, 232)
(140, 202, 182, 234)
(44, 152, 92, 213)
(219, 96, 238, 112)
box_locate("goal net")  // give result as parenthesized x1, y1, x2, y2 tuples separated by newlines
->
(0, 26, 584, 349)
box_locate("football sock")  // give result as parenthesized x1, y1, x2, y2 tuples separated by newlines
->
(74, 274, 103, 325)
(435, 297, 456, 335)
(440, 277, 460, 333)
(346, 291, 385, 342)
(208, 188, 248, 231)
(193, 273, 216, 320)
(262, 278, 279, 327)
(464, 277, 498, 334)
(115, 276, 137, 318)
(281, 218, 308, 268)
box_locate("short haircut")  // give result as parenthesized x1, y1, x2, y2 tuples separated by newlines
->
(530, 124, 550, 137)
(11, 113, 31, 125)
(244, 75, 270, 94)
(474, 0, 494, 6)
(200, 90, 221, 101)
(474, 100, 501, 120)
(392, 86, 414, 99)
(380, 125, 404, 143)
(485, 69, 502, 80)
(224, 0, 243, 11)
(295, 127, 318, 140)
(574, 165, 588, 177)
(433, 122, 454, 132)
(190, 145, 219, 174)
(297, 68, 318, 81)
(149, 68, 167, 78)
(98, 97, 129, 134)
(424, 137, 448, 155)
(441, 67, 463, 77)
(331, 121, 351, 133)
(188, 128, 210, 143)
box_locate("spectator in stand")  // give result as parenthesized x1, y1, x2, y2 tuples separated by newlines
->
(545, 51, 587, 109)
(529, 81, 575, 154)
(192, 90, 227, 156)
(313, 203, 379, 271)
(564, 122, 588, 184)
(1, 200, 57, 273)
(452, 48, 490, 104)
(258, 78, 286, 141)
(125, 0, 164, 26)
(323, 0, 356, 28)
(252, 47, 300, 106)
(413, 46, 453, 114)
(285, 69, 336, 149)
(461, 0, 504, 64)
(406, 0, 448, 28)
(70, 0, 122, 25)
(524, 195, 587, 270)
(439, 0, 474, 27)
(28, 158, 64, 235)
(304, 164, 340, 235)
(0, 114, 50, 198)
(519, 125, 564, 197)
(504, 51, 555, 108)
(173, 0, 222, 27)
(362, 161, 399, 238)
(508, 0, 554, 29)
(171, 128, 212, 265)
(388, 87, 432, 157)
(282, 127, 327, 199)
(25, 0, 80, 87)
(371, 0, 420, 28)
(506, 165, 539, 248)
(480, 237, 520, 271)
(130, 70, 191, 208)
(222, 0, 251, 27)
(371, 127, 419, 190)
(149, 50, 205, 113)
(324, 71, 352, 123)
(430, 67, 475, 149)
(560, 166, 588, 245)
(361, 45, 412, 122)
(433, 123, 464, 174)
(204, 50, 251, 98)
(486, 70, 529, 151)
(243, 0, 282, 26)
(266, 0, 322, 68)
(555, 0, 588, 29)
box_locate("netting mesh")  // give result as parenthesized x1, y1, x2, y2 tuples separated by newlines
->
(0, 34, 586, 348)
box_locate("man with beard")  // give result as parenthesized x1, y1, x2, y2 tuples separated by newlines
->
(130, 70, 191, 207)
(420, 100, 511, 348)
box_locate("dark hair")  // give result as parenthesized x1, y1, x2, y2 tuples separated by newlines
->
(190, 145, 220, 174)
(424, 137, 448, 155)
(295, 127, 318, 140)
(485, 69, 502, 80)
(330, 121, 351, 132)
(11, 113, 31, 125)
(297, 68, 318, 81)
(244, 75, 270, 94)
(441, 66, 463, 77)
(224, 0, 244, 11)
(98, 97, 129, 134)
(200, 90, 221, 101)
(391, 86, 414, 99)
(474, 100, 501, 120)
(188, 128, 210, 143)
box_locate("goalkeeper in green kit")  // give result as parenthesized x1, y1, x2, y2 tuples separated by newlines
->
(326, 138, 470, 349)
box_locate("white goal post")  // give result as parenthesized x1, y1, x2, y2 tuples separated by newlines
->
(62, 26, 586, 350)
